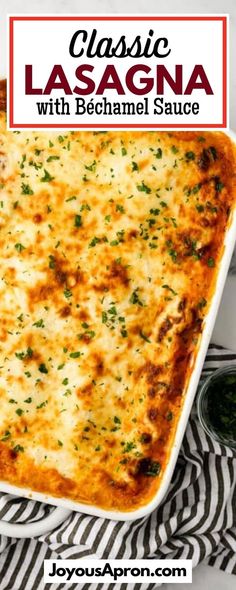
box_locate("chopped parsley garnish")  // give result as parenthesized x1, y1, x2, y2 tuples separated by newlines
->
(19, 154, 26, 169)
(197, 297, 207, 309)
(64, 389, 72, 397)
(209, 146, 217, 160)
(185, 151, 195, 161)
(66, 195, 76, 202)
(40, 169, 54, 183)
(207, 257, 215, 267)
(15, 347, 33, 360)
(139, 330, 151, 343)
(196, 204, 204, 213)
(102, 311, 108, 324)
(78, 329, 95, 340)
(116, 229, 125, 243)
(38, 363, 48, 374)
(49, 254, 55, 269)
(114, 416, 121, 424)
(120, 328, 128, 338)
(121, 147, 127, 156)
(69, 351, 81, 358)
(215, 180, 224, 192)
(29, 159, 43, 171)
(89, 236, 101, 248)
(16, 408, 24, 416)
(33, 319, 45, 328)
(116, 204, 125, 213)
(207, 202, 218, 214)
(80, 203, 91, 211)
(13, 445, 24, 453)
(147, 218, 155, 228)
(122, 441, 136, 453)
(162, 284, 177, 296)
(129, 288, 144, 306)
(150, 208, 160, 216)
(15, 351, 25, 360)
(132, 161, 139, 171)
(192, 183, 202, 194)
(171, 217, 177, 228)
(1, 431, 11, 441)
(184, 185, 192, 197)
(47, 155, 60, 162)
(14, 243, 25, 253)
(21, 183, 34, 195)
(64, 288, 72, 299)
(74, 214, 82, 228)
(155, 148, 162, 159)
(166, 240, 178, 263)
(145, 461, 161, 476)
(36, 401, 48, 409)
(85, 160, 96, 172)
(137, 181, 151, 194)
(138, 458, 161, 476)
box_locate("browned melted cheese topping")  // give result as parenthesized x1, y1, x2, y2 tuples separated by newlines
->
(0, 85, 235, 511)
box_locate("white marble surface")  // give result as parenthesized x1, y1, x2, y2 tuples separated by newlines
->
(165, 562, 235, 589)
(0, 1, 235, 588)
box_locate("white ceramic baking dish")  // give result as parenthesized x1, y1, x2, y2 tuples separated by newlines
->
(0, 131, 236, 539)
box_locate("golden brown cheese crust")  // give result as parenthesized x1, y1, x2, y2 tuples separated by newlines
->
(0, 82, 236, 511)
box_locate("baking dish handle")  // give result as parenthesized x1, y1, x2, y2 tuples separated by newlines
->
(0, 506, 72, 538)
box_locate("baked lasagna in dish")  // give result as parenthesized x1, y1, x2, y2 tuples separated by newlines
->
(0, 80, 235, 512)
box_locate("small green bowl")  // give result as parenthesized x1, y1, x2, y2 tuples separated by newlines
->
(197, 365, 236, 449)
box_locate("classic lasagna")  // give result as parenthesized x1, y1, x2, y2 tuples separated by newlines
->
(0, 80, 235, 512)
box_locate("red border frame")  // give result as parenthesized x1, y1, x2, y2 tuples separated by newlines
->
(9, 15, 227, 129)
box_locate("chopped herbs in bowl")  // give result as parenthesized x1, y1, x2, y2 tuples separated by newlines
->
(197, 366, 236, 449)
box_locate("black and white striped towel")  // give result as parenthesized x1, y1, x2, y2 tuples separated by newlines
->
(0, 344, 235, 590)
